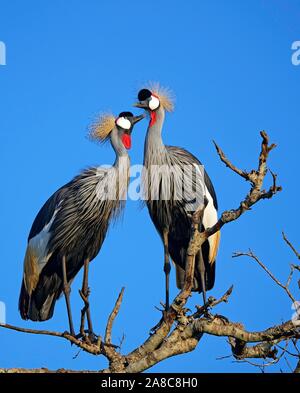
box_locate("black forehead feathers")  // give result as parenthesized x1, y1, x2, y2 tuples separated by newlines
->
(138, 89, 152, 101)
(118, 111, 134, 118)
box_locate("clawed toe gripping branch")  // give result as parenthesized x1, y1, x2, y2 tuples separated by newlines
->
(1, 131, 299, 373)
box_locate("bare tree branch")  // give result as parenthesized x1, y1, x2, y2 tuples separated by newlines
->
(0, 368, 99, 374)
(1, 131, 297, 373)
(192, 285, 234, 318)
(213, 141, 249, 181)
(233, 250, 296, 303)
(190, 131, 282, 261)
(105, 287, 124, 345)
(0, 322, 102, 355)
(283, 232, 300, 260)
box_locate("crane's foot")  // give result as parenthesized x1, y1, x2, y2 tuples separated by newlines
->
(87, 331, 98, 343)
(75, 330, 99, 344)
(63, 330, 76, 347)
(201, 302, 213, 318)
(63, 330, 76, 338)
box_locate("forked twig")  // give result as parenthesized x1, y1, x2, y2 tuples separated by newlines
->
(105, 287, 125, 345)
(283, 232, 300, 260)
(0, 131, 291, 374)
(233, 249, 296, 303)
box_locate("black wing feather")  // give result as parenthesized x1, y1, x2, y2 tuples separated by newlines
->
(21, 168, 117, 321)
(147, 146, 218, 293)
(28, 185, 69, 241)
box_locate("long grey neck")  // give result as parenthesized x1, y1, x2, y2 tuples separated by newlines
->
(144, 106, 166, 165)
(110, 128, 129, 167)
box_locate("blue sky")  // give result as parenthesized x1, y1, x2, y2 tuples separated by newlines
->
(0, 0, 299, 373)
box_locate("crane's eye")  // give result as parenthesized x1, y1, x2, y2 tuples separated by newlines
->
(149, 95, 160, 110)
(116, 117, 131, 130)
(138, 89, 152, 101)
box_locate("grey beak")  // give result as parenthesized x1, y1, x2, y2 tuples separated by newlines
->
(133, 102, 148, 109)
(131, 114, 145, 125)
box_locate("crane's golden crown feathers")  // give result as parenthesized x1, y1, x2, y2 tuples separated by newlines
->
(88, 113, 116, 143)
(146, 82, 175, 112)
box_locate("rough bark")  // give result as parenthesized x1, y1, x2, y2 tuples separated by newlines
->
(1, 131, 299, 373)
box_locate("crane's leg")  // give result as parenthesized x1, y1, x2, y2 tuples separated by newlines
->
(80, 258, 94, 336)
(149, 230, 170, 334)
(197, 247, 207, 306)
(163, 229, 170, 310)
(62, 255, 75, 336)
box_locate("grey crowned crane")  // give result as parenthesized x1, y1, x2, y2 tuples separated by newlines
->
(19, 112, 144, 335)
(135, 85, 220, 309)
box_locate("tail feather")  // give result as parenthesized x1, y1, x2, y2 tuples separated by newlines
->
(19, 250, 84, 322)
(18, 280, 30, 320)
(19, 274, 62, 321)
(175, 263, 201, 291)
(175, 264, 215, 292)
(174, 239, 216, 292)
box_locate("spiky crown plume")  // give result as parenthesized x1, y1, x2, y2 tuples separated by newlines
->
(88, 113, 116, 143)
(146, 82, 175, 112)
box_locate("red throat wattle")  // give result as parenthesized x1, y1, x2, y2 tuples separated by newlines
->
(150, 111, 157, 127)
(122, 133, 131, 149)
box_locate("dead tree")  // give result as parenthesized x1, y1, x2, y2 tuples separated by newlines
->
(1, 131, 299, 373)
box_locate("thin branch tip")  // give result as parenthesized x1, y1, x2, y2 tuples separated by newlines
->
(2, 130, 297, 373)
(105, 287, 125, 345)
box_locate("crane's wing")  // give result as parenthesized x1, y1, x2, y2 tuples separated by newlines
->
(20, 167, 117, 321)
(26, 167, 112, 285)
(166, 145, 218, 210)
(23, 183, 69, 297)
(166, 146, 220, 292)
(28, 185, 68, 241)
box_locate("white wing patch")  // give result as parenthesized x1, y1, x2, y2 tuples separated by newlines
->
(202, 186, 218, 230)
(27, 205, 60, 274)
(203, 186, 220, 263)
(193, 164, 219, 263)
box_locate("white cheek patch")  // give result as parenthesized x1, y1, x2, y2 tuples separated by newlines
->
(116, 117, 131, 130)
(149, 95, 160, 111)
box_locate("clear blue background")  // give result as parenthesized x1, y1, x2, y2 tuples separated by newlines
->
(0, 0, 299, 373)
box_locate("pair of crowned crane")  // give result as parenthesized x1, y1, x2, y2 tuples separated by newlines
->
(19, 84, 220, 336)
